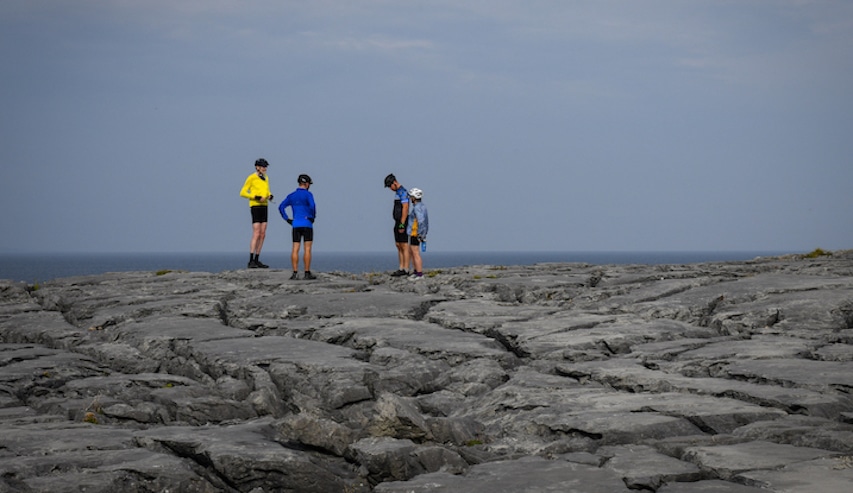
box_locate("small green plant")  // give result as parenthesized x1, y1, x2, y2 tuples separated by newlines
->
(427, 270, 441, 278)
(343, 482, 367, 493)
(465, 439, 484, 447)
(30, 280, 40, 291)
(156, 269, 173, 276)
(804, 248, 831, 259)
(364, 271, 383, 284)
(83, 395, 103, 424)
(833, 455, 853, 470)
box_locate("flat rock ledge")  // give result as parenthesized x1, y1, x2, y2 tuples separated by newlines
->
(2, 252, 853, 492)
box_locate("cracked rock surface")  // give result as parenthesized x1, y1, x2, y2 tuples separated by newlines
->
(1, 252, 852, 492)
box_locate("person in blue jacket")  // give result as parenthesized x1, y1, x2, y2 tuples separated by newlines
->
(279, 174, 316, 280)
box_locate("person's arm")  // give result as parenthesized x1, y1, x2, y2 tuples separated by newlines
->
(240, 176, 255, 200)
(241, 175, 267, 204)
(278, 198, 291, 223)
(399, 201, 409, 230)
(418, 206, 428, 238)
(308, 193, 316, 222)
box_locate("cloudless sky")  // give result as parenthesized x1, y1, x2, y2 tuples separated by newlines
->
(2, 1, 851, 254)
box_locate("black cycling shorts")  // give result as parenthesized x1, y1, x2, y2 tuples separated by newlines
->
(250, 206, 268, 224)
(394, 222, 408, 243)
(292, 227, 314, 243)
(408, 236, 421, 246)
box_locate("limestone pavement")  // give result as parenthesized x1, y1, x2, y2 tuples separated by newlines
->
(1, 252, 852, 492)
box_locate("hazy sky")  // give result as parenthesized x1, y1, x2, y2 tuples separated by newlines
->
(2, 1, 851, 254)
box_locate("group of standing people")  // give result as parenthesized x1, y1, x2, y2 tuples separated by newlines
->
(239, 159, 316, 279)
(384, 173, 429, 279)
(240, 160, 428, 280)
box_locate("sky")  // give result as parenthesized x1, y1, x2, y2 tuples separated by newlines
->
(1, 0, 851, 254)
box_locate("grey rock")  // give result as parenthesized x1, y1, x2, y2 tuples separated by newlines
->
(272, 413, 357, 456)
(681, 440, 838, 479)
(736, 457, 853, 492)
(598, 444, 703, 489)
(1, 252, 853, 492)
(658, 479, 768, 492)
(733, 415, 853, 453)
(135, 418, 367, 492)
(370, 392, 433, 441)
(350, 436, 467, 484)
(373, 456, 633, 492)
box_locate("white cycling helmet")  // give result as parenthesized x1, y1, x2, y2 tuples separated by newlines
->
(409, 188, 423, 200)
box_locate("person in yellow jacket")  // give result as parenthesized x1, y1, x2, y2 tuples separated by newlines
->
(240, 158, 274, 268)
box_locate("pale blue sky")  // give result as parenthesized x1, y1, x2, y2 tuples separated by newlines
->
(1, 1, 851, 254)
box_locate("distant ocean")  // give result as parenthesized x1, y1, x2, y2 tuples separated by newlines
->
(0, 251, 790, 283)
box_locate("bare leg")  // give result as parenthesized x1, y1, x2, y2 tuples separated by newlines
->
(396, 242, 409, 271)
(410, 244, 423, 273)
(291, 243, 300, 271)
(257, 222, 267, 254)
(303, 241, 313, 272)
(250, 222, 266, 254)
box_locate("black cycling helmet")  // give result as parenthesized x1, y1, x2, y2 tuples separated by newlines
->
(255, 158, 269, 168)
(298, 174, 313, 184)
(384, 173, 396, 187)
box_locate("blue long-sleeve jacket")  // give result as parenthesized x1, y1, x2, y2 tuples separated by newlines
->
(279, 188, 316, 228)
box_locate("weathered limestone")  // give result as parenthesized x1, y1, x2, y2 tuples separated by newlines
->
(1, 251, 852, 492)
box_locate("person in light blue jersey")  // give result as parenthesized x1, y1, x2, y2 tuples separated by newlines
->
(279, 174, 316, 280)
(406, 187, 428, 280)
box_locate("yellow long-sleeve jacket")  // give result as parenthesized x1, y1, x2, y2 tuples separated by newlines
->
(240, 173, 271, 207)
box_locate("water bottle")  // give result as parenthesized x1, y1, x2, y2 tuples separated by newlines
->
(420, 240, 427, 252)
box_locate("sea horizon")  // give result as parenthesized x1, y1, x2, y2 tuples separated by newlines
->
(0, 250, 794, 284)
